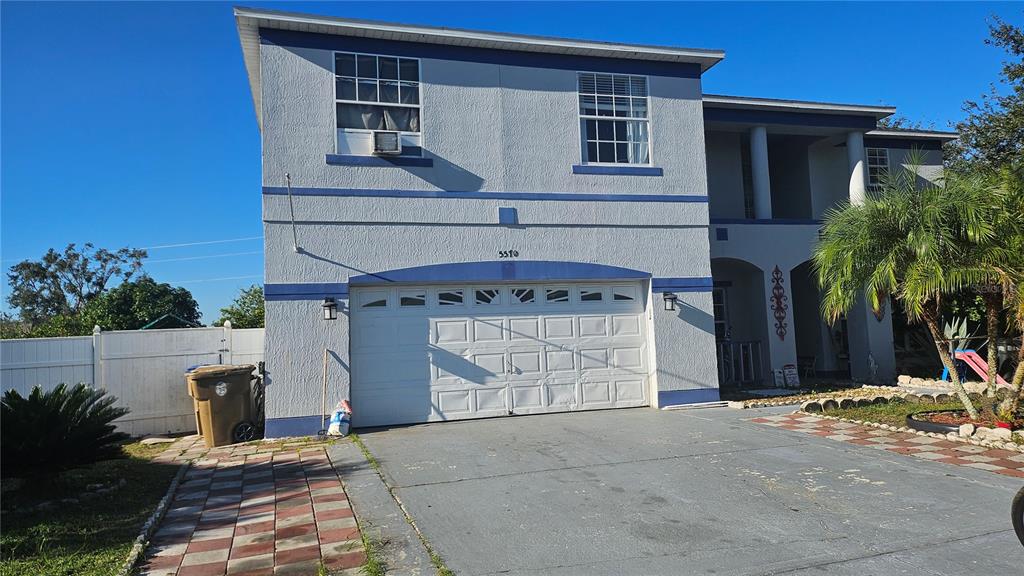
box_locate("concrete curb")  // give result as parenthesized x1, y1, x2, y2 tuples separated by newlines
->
(327, 440, 434, 575)
(115, 461, 190, 576)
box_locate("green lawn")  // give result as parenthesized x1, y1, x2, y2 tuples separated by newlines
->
(0, 442, 179, 576)
(827, 398, 982, 427)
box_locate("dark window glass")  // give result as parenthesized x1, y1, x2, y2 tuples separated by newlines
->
(597, 121, 614, 141)
(335, 53, 356, 76)
(379, 81, 400, 103)
(476, 289, 500, 304)
(363, 298, 386, 308)
(546, 289, 569, 303)
(580, 290, 603, 301)
(357, 80, 378, 102)
(357, 55, 377, 78)
(438, 291, 463, 306)
(399, 82, 419, 104)
(379, 57, 399, 80)
(512, 288, 535, 303)
(616, 143, 629, 163)
(586, 142, 598, 163)
(598, 142, 614, 163)
(336, 77, 356, 101)
(399, 58, 419, 81)
(400, 293, 426, 306)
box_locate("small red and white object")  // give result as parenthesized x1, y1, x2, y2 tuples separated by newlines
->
(327, 399, 353, 436)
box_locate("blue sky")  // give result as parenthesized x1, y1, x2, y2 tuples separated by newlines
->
(2, 2, 1022, 322)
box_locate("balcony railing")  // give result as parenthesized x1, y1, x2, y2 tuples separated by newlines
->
(716, 340, 765, 389)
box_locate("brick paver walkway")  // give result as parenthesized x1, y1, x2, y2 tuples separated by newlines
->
(138, 436, 366, 576)
(751, 413, 1024, 479)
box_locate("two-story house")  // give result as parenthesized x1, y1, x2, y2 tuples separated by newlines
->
(235, 7, 954, 436)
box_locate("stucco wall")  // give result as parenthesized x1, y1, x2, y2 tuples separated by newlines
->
(258, 32, 718, 426)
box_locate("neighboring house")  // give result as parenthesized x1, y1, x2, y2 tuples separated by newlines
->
(235, 7, 954, 435)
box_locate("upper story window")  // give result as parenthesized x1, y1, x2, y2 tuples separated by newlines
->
(334, 52, 421, 155)
(866, 147, 889, 193)
(577, 73, 651, 165)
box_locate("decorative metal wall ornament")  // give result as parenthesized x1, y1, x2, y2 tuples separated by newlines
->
(770, 265, 788, 340)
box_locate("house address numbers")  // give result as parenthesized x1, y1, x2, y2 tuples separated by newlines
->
(498, 250, 520, 258)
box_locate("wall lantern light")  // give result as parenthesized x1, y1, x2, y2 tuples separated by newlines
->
(322, 298, 338, 321)
(663, 292, 678, 312)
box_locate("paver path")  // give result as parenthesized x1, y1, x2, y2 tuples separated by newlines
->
(138, 436, 366, 576)
(751, 413, 1024, 478)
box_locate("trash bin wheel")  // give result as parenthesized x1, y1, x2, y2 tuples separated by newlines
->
(233, 421, 258, 443)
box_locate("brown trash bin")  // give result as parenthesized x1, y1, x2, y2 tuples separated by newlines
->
(186, 364, 258, 447)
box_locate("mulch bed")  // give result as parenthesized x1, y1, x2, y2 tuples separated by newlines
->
(915, 410, 1023, 430)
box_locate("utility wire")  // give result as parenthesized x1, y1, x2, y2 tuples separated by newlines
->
(1, 235, 264, 263)
(145, 250, 262, 264)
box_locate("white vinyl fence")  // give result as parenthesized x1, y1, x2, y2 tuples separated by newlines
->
(1, 324, 264, 437)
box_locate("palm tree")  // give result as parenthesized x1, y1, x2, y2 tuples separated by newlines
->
(814, 162, 1002, 420)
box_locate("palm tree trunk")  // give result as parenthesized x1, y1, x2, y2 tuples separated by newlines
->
(1004, 335, 1024, 416)
(982, 289, 1002, 396)
(922, 302, 980, 420)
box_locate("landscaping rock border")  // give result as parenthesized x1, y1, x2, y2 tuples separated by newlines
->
(115, 462, 189, 576)
(795, 410, 1024, 454)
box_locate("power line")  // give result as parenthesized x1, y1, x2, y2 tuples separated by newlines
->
(1, 236, 264, 263)
(142, 236, 263, 250)
(145, 250, 262, 264)
(167, 275, 263, 285)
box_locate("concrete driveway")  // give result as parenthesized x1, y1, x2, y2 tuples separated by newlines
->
(359, 406, 1023, 576)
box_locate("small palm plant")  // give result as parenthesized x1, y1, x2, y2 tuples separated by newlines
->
(1, 383, 129, 477)
(814, 160, 1004, 420)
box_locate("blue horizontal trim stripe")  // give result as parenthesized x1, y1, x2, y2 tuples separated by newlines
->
(710, 218, 821, 225)
(652, 277, 714, 292)
(265, 283, 349, 301)
(704, 107, 878, 130)
(862, 137, 943, 151)
(572, 165, 664, 176)
(326, 154, 433, 168)
(264, 415, 325, 438)
(260, 28, 703, 79)
(350, 261, 651, 285)
(659, 388, 720, 406)
(263, 187, 708, 204)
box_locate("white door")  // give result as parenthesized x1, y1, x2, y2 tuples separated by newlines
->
(350, 282, 650, 427)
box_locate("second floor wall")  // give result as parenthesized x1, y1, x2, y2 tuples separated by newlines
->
(259, 29, 711, 198)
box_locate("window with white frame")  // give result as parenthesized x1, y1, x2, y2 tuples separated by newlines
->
(866, 148, 889, 193)
(577, 73, 651, 165)
(334, 52, 421, 154)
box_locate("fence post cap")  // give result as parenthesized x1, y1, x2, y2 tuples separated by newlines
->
(93, 325, 101, 335)
(223, 320, 232, 329)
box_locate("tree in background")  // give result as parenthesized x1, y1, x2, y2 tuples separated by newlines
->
(85, 276, 201, 331)
(6, 243, 146, 327)
(947, 16, 1023, 174)
(215, 285, 264, 329)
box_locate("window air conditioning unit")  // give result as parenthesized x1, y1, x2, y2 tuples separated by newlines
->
(372, 130, 402, 155)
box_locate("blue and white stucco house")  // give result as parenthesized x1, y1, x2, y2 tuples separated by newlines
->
(235, 7, 955, 435)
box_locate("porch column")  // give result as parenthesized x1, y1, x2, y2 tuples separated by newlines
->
(846, 131, 867, 205)
(846, 295, 896, 384)
(750, 126, 772, 219)
(763, 265, 797, 379)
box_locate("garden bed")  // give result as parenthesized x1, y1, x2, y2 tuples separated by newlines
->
(827, 399, 973, 428)
(0, 441, 180, 576)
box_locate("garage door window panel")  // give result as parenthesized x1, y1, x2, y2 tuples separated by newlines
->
(545, 288, 570, 303)
(360, 290, 389, 308)
(438, 290, 464, 306)
(512, 288, 536, 304)
(400, 290, 427, 306)
(579, 287, 605, 302)
(475, 288, 502, 305)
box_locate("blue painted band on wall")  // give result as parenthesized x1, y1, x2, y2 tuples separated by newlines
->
(658, 388, 720, 406)
(264, 415, 325, 438)
(265, 283, 349, 301)
(862, 138, 943, 151)
(259, 28, 704, 79)
(349, 260, 651, 286)
(709, 217, 821, 225)
(652, 277, 714, 292)
(263, 187, 708, 204)
(704, 107, 878, 130)
(571, 165, 664, 176)
(326, 154, 433, 168)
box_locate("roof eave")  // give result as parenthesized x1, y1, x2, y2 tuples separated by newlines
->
(703, 94, 896, 119)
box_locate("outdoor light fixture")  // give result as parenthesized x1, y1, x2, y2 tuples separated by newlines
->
(322, 298, 338, 321)
(663, 292, 678, 312)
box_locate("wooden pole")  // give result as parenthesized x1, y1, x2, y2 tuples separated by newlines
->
(321, 348, 329, 432)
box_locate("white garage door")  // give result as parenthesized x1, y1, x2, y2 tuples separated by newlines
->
(350, 281, 650, 427)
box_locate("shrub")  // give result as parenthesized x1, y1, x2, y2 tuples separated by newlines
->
(1, 383, 129, 478)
